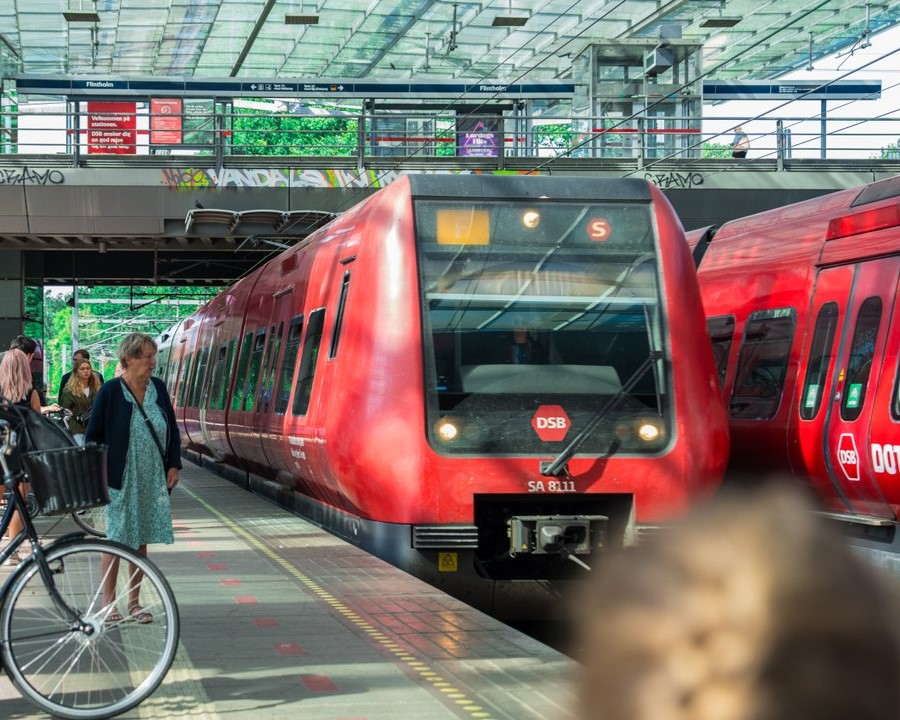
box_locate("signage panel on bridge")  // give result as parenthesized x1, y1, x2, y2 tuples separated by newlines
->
(87, 101, 136, 154)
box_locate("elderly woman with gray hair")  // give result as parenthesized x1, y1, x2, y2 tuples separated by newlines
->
(86, 332, 181, 624)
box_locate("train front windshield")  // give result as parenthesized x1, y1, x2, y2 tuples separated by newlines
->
(416, 199, 670, 456)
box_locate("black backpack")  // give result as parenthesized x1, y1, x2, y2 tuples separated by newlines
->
(0, 399, 76, 475)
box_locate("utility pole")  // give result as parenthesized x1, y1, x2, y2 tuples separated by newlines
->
(71, 285, 79, 350)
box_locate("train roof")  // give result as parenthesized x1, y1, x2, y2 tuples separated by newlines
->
(406, 175, 652, 202)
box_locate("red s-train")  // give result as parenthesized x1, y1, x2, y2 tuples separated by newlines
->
(690, 174, 900, 527)
(158, 174, 728, 615)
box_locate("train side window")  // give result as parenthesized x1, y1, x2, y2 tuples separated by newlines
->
(799, 302, 839, 420)
(706, 315, 734, 388)
(207, 343, 229, 411)
(243, 329, 268, 412)
(253, 324, 277, 413)
(328, 272, 351, 359)
(841, 296, 882, 422)
(292, 308, 326, 416)
(275, 315, 303, 415)
(216, 339, 236, 410)
(176, 351, 194, 407)
(230, 332, 254, 411)
(730, 308, 796, 420)
(189, 347, 211, 408)
(155, 347, 169, 379)
(261, 321, 284, 413)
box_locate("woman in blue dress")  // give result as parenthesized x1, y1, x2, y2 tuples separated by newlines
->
(86, 332, 181, 623)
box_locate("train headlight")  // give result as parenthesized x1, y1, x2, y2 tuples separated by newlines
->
(522, 209, 540, 229)
(615, 416, 667, 447)
(436, 418, 460, 442)
(637, 422, 661, 442)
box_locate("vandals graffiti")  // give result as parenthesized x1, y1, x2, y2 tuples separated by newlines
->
(643, 171, 704, 189)
(0, 166, 65, 185)
(160, 167, 536, 189)
(161, 167, 396, 189)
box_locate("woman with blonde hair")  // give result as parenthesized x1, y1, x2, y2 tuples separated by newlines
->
(0, 349, 60, 564)
(59, 357, 101, 445)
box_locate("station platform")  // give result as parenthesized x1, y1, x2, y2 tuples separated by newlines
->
(0, 460, 576, 720)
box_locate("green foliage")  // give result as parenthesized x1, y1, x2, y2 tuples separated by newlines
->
(231, 109, 358, 156)
(29, 285, 220, 400)
(702, 142, 733, 159)
(876, 138, 900, 159)
(532, 123, 572, 152)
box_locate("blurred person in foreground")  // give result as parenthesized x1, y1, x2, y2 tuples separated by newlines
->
(576, 484, 900, 720)
(86, 332, 181, 623)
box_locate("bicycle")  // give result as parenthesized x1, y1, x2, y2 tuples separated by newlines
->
(0, 417, 179, 719)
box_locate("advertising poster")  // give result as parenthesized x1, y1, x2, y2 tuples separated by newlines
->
(183, 98, 215, 145)
(87, 101, 136, 154)
(456, 115, 501, 157)
(150, 98, 183, 144)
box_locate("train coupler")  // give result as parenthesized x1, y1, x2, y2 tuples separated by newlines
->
(507, 514, 607, 558)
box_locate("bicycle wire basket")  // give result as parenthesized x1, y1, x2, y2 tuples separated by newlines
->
(21, 443, 110, 515)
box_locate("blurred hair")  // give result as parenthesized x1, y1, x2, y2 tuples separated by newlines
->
(65, 359, 100, 395)
(577, 484, 900, 720)
(73, 348, 90, 360)
(0, 348, 33, 403)
(117, 333, 157, 366)
(8, 335, 36, 355)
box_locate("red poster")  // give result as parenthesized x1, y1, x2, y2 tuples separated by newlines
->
(87, 101, 136, 154)
(150, 98, 183, 144)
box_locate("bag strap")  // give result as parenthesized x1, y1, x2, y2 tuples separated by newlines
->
(119, 378, 167, 465)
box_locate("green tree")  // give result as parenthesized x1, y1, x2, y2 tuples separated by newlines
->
(875, 138, 900, 159)
(31, 285, 220, 400)
(702, 142, 733, 159)
(231, 109, 357, 156)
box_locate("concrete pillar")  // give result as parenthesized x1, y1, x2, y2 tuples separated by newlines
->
(0, 249, 23, 346)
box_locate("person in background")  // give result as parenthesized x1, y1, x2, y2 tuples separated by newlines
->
(58, 357, 101, 445)
(0, 348, 60, 564)
(576, 484, 900, 720)
(57, 348, 104, 400)
(731, 125, 750, 158)
(86, 333, 180, 624)
(5, 337, 59, 416)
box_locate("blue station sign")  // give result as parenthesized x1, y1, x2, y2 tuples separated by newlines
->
(15, 76, 576, 100)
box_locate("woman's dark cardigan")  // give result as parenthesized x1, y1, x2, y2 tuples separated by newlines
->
(85, 377, 182, 490)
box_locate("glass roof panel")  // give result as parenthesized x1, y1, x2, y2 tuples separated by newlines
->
(0, 0, 897, 82)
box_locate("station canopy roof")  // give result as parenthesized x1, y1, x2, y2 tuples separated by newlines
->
(2, 0, 899, 84)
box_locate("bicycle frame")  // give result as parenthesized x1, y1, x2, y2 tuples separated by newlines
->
(0, 422, 88, 627)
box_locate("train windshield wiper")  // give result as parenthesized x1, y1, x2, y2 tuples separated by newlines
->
(541, 351, 663, 478)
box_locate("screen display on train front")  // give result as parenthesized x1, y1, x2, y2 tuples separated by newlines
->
(415, 199, 670, 456)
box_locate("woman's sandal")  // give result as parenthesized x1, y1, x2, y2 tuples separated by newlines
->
(128, 605, 153, 624)
(105, 607, 123, 624)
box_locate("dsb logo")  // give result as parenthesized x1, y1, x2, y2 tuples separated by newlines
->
(535, 417, 567, 429)
(837, 433, 860, 481)
(532, 405, 571, 442)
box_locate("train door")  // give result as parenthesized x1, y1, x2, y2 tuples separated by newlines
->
(197, 318, 227, 457)
(255, 290, 292, 470)
(811, 259, 899, 519)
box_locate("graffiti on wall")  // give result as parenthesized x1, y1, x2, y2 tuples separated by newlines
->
(161, 167, 398, 189)
(0, 166, 66, 185)
(160, 167, 539, 189)
(643, 171, 704, 189)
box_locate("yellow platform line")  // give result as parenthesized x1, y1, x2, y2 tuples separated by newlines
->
(182, 484, 498, 720)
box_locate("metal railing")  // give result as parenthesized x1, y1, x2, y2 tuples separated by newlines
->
(2, 108, 899, 170)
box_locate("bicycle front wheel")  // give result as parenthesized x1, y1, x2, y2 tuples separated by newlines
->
(0, 539, 179, 720)
(70, 506, 107, 538)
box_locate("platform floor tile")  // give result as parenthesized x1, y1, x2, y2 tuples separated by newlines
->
(0, 460, 577, 720)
